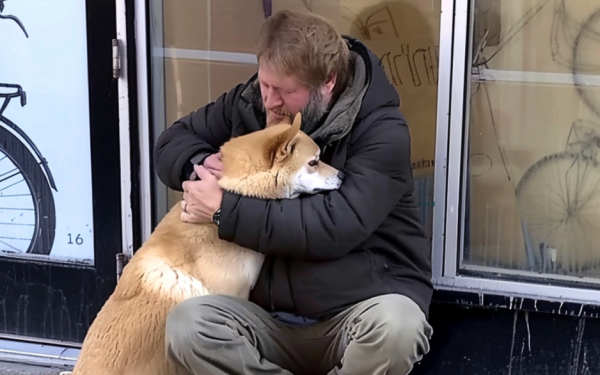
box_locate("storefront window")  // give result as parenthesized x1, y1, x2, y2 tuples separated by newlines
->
(462, 1, 600, 281)
(149, 0, 441, 237)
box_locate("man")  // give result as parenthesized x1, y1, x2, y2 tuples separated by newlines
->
(154, 10, 433, 375)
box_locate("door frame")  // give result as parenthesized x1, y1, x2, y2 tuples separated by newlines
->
(118, 0, 153, 247)
(0, 0, 149, 368)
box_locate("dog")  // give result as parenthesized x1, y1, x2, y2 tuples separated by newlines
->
(68, 113, 344, 375)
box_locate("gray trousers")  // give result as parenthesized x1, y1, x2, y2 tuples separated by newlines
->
(165, 293, 432, 375)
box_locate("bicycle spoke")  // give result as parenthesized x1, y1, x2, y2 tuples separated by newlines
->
(0, 238, 21, 252)
(0, 236, 31, 241)
(0, 166, 18, 180)
(0, 178, 25, 193)
(0, 222, 34, 226)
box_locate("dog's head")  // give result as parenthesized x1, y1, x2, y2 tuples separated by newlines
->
(218, 113, 344, 199)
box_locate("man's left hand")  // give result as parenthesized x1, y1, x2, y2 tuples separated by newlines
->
(181, 165, 224, 224)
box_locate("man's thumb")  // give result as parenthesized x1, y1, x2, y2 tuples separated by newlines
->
(194, 164, 215, 180)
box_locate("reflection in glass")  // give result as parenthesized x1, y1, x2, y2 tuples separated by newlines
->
(464, 0, 600, 279)
(148, 0, 441, 238)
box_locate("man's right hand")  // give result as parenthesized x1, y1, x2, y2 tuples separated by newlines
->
(203, 153, 223, 179)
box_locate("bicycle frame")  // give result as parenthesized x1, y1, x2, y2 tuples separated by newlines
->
(0, 0, 29, 38)
(0, 83, 57, 191)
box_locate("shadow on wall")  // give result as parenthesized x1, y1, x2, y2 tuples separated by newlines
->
(347, 1, 440, 236)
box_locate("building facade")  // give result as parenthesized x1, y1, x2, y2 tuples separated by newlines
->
(1, 0, 600, 373)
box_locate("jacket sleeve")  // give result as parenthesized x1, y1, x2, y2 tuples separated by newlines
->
(153, 84, 244, 191)
(218, 112, 413, 261)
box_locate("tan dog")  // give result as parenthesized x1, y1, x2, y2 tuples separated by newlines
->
(68, 113, 343, 375)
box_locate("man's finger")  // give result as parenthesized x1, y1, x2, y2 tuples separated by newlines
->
(205, 166, 223, 178)
(194, 164, 216, 180)
(181, 211, 196, 223)
(205, 155, 223, 171)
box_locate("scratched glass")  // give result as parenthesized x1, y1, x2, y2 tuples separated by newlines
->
(462, 1, 600, 281)
(148, 0, 442, 238)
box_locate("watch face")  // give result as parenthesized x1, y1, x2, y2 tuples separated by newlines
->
(212, 208, 221, 226)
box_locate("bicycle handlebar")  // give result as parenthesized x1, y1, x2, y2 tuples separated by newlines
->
(0, 83, 26, 107)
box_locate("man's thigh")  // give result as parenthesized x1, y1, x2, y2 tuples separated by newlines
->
(312, 294, 432, 375)
(166, 295, 336, 375)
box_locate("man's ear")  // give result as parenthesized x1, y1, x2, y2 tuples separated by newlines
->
(323, 73, 337, 96)
(269, 113, 302, 163)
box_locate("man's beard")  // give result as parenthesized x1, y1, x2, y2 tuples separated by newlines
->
(263, 88, 329, 132)
(299, 89, 329, 135)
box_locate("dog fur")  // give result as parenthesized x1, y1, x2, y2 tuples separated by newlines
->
(69, 113, 343, 375)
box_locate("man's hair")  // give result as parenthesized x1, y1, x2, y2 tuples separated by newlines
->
(256, 10, 351, 97)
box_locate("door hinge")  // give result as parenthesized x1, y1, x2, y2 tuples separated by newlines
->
(112, 38, 121, 79)
(116, 253, 131, 282)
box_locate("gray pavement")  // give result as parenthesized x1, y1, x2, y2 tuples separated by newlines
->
(0, 361, 72, 375)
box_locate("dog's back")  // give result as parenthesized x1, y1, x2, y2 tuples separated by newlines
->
(71, 204, 261, 375)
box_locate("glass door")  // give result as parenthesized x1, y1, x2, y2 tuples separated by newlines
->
(0, 0, 123, 345)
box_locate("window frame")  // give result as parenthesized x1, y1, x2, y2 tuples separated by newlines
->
(431, 0, 600, 305)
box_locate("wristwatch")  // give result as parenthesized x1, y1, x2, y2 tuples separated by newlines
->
(212, 207, 222, 226)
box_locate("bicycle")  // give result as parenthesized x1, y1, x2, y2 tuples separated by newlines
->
(1, 2, 57, 255)
(516, 119, 600, 276)
(0, 0, 28, 38)
(0, 84, 57, 255)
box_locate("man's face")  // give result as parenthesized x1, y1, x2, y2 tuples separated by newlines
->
(258, 62, 332, 127)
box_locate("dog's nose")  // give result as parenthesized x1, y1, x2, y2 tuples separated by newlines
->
(337, 170, 345, 180)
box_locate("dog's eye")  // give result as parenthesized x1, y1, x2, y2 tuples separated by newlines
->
(308, 160, 319, 167)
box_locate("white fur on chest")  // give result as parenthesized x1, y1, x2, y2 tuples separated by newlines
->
(240, 250, 265, 289)
(140, 259, 211, 300)
(141, 247, 265, 301)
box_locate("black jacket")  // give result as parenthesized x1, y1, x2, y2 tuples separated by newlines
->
(154, 37, 433, 320)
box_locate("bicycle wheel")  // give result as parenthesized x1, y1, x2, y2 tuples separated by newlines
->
(573, 8, 600, 118)
(0, 126, 56, 255)
(516, 152, 600, 276)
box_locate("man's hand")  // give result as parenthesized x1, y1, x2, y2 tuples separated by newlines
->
(181, 165, 224, 224)
(203, 153, 223, 178)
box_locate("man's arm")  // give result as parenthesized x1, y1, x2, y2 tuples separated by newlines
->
(153, 84, 244, 191)
(218, 112, 413, 261)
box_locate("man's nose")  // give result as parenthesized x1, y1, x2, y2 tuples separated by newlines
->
(263, 88, 282, 109)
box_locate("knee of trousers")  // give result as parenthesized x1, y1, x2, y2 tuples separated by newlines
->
(359, 294, 432, 354)
(165, 295, 229, 350)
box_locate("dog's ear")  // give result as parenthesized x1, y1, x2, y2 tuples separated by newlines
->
(290, 112, 302, 130)
(269, 113, 302, 164)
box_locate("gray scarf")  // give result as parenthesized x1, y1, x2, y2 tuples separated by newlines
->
(308, 51, 368, 145)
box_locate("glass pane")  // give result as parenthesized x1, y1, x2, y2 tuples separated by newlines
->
(149, 0, 441, 237)
(0, 1, 96, 264)
(463, 1, 600, 281)
(340, 0, 441, 238)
